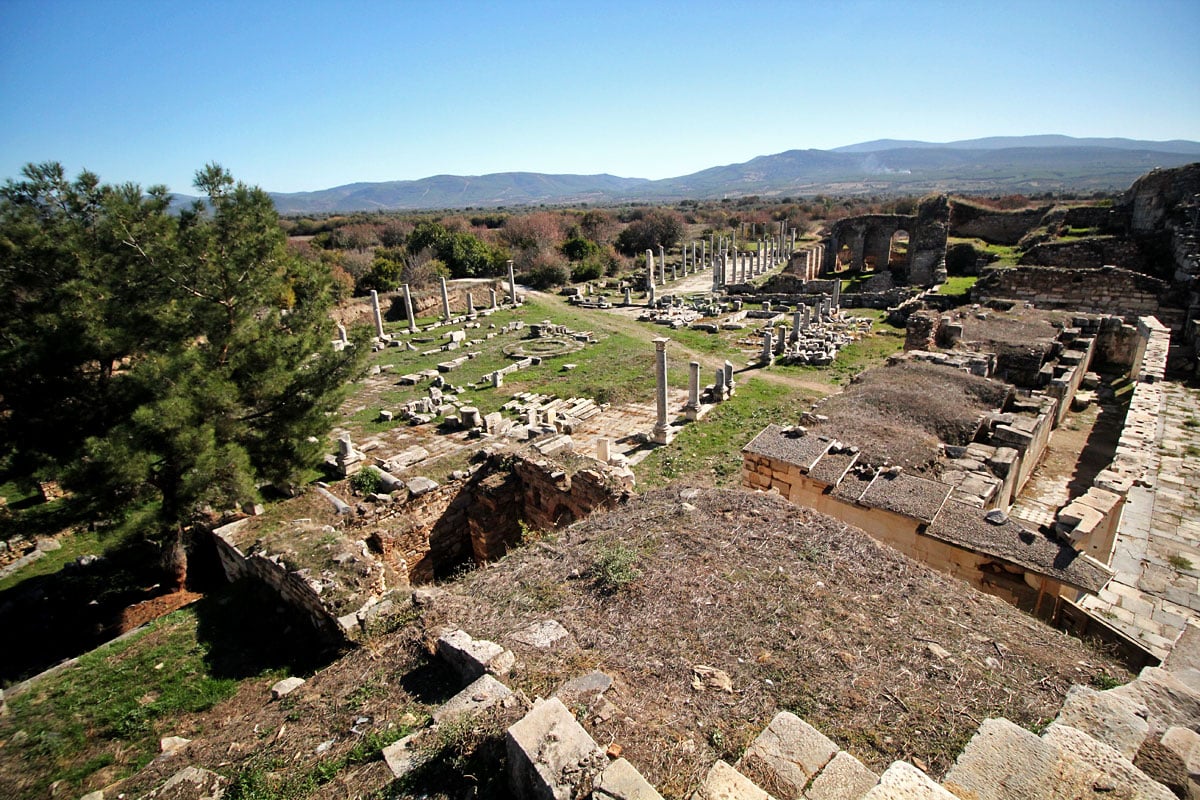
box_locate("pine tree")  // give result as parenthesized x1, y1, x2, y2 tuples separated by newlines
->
(0, 163, 367, 534)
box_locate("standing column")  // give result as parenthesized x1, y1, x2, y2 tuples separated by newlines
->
(791, 309, 802, 343)
(714, 367, 727, 402)
(832, 277, 841, 311)
(685, 361, 701, 420)
(646, 249, 655, 292)
(709, 234, 715, 267)
(724, 360, 735, 396)
(624, 286, 632, 305)
(761, 329, 774, 365)
(507, 260, 517, 306)
(691, 241, 697, 273)
(651, 338, 671, 444)
(370, 289, 385, 338)
(490, 288, 498, 309)
(439, 277, 452, 320)
(466, 293, 475, 316)
(402, 283, 418, 333)
(702, 240, 708, 270)
(658, 245, 667, 285)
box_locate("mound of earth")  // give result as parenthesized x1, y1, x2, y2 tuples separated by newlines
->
(89, 486, 1128, 800)
(421, 486, 1127, 795)
(809, 361, 1011, 471)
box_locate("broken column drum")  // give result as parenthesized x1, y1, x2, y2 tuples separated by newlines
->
(685, 361, 701, 420)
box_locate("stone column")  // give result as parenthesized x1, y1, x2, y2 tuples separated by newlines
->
(714, 367, 726, 402)
(439, 277, 452, 320)
(691, 241, 697, 273)
(490, 288, 498, 309)
(466, 292, 475, 316)
(658, 245, 667, 285)
(685, 361, 701, 420)
(725, 360, 735, 395)
(832, 277, 841, 310)
(337, 323, 348, 345)
(369, 290, 385, 338)
(791, 309, 802, 343)
(507, 260, 517, 306)
(596, 438, 611, 463)
(646, 249, 655, 292)
(672, 262, 678, 281)
(651, 338, 670, 444)
(709, 234, 715, 267)
(775, 324, 787, 356)
(624, 286, 632, 305)
(761, 329, 774, 365)
(402, 284, 418, 333)
(648, 285, 655, 307)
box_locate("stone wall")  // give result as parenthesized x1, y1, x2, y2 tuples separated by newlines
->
(363, 450, 630, 584)
(1018, 237, 1145, 270)
(826, 195, 949, 286)
(949, 202, 1049, 245)
(210, 519, 349, 643)
(971, 265, 1169, 318)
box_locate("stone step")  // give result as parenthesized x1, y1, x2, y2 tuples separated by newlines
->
(691, 759, 776, 800)
(737, 710, 838, 797)
(593, 757, 665, 800)
(942, 717, 1174, 800)
(506, 697, 607, 800)
(1053, 684, 1149, 760)
(1107, 666, 1200, 735)
(803, 751, 878, 800)
(859, 762, 956, 800)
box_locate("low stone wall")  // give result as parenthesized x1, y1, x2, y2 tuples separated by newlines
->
(972, 265, 1169, 318)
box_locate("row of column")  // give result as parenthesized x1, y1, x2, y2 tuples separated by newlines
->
(366, 259, 521, 340)
(651, 338, 736, 443)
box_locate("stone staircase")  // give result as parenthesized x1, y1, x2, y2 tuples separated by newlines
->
(126, 619, 1200, 799)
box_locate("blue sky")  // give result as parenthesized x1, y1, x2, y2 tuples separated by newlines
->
(2, 0, 1197, 194)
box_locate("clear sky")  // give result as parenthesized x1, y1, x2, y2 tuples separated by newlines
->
(2, 0, 1197, 195)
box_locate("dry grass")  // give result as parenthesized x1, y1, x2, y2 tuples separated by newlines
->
(420, 487, 1129, 797)
(808, 362, 1012, 472)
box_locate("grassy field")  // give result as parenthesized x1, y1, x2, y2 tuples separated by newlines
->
(0, 579, 326, 800)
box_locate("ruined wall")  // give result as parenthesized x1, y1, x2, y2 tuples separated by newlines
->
(741, 455, 1028, 608)
(364, 450, 630, 584)
(971, 266, 1169, 318)
(1018, 237, 1145, 270)
(211, 519, 349, 642)
(949, 202, 1049, 245)
(826, 196, 949, 287)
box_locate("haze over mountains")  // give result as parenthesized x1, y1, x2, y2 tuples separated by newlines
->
(257, 135, 1200, 214)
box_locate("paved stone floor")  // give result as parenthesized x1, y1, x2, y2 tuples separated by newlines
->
(1078, 381, 1200, 659)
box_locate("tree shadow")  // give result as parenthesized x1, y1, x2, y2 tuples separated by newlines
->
(191, 579, 343, 680)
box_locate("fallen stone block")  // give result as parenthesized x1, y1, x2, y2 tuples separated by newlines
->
(506, 697, 607, 800)
(1042, 722, 1175, 800)
(433, 674, 515, 725)
(141, 766, 229, 800)
(554, 670, 613, 707)
(437, 628, 516, 683)
(510, 619, 573, 650)
(381, 731, 423, 779)
(159, 736, 191, 755)
(270, 676, 306, 699)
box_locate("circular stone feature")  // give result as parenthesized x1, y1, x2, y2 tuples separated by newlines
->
(502, 337, 583, 358)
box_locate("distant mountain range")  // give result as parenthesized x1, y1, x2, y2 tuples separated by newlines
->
(230, 135, 1200, 215)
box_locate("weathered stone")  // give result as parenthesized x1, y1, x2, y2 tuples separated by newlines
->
(506, 697, 606, 800)
(433, 674, 515, 724)
(437, 627, 515, 683)
(381, 731, 424, 779)
(141, 766, 229, 800)
(158, 736, 191, 754)
(861, 761, 956, 799)
(803, 750, 877, 800)
(1042, 722, 1175, 800)
(554, 670, 613, 706)
(691, 759, 774, 800)
(270, 676, 306, 700)
(593, 758, 664, 800)
(405, 476, 439, 497)
(510, 619, 573, 650)
(1160, 726, 1200, 796)
(740, 711, 838, 794)
(1055, 684, 1149, 759)
(1111, 666, 1200, 734)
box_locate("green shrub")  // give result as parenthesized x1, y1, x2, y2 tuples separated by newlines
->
(591, 542, 640, 594)
(349, 467, 381, 495)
